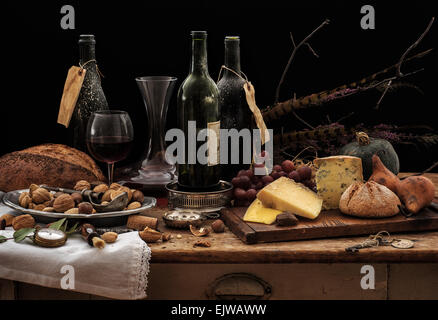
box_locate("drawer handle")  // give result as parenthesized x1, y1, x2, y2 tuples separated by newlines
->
(206, 273, 272, 300)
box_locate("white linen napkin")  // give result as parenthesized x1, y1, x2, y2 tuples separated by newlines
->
(0, 210, 151, 300)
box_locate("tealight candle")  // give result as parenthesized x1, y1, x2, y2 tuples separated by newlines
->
(34, 228, 67, 247)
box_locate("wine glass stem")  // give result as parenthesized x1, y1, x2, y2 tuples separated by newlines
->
(108, 163, 115, 185)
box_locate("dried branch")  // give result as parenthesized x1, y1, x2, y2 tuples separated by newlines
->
(397, 17, 435, 77)
(375, 17, 434, 108)
(291, 93, 315, 129)
(274, 19, 330, 103)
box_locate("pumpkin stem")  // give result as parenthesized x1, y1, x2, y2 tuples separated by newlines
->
(356, 131, 371, 146)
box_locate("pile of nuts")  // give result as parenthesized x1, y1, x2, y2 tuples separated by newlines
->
(18, 180, 145, 214)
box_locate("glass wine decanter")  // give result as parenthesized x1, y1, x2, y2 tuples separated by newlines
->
(118, 76, 177, 191)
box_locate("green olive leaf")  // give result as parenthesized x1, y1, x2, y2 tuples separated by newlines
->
(49, 218, 67, 231)
(0, 235, 8, 243)
(66, 222, 79, 235)
(13, 228, 35, 242)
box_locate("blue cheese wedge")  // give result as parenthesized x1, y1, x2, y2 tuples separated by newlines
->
(314, 155, 364, 210)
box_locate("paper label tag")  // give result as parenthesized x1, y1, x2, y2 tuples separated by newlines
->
(57, 66, 86, 128)
(207, 120, 220, 166)
(243, 82, 270, 145)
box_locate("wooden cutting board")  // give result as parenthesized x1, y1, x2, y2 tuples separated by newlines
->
(220, 201, 438, 244)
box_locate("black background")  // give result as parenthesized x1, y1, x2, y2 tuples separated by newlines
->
(2, 0, 437, 172)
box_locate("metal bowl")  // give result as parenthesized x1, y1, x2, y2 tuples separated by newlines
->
(166, 180, 233, 212)
(2, 189, 156, 227)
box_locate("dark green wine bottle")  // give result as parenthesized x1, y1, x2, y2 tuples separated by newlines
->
(217, 36, 252, 181)
(72, 34, 108, 151)
(177, 31, 221, 189)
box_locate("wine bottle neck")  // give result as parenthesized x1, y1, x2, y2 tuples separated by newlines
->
(190, 33, 208, 75)
(224, 37, 241, 77)
(79, 35, 97, 72)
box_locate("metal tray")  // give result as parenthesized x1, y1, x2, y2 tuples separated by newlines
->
(2, 189, 156, 227)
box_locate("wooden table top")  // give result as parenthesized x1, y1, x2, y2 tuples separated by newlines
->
(147, 173, 438, 264)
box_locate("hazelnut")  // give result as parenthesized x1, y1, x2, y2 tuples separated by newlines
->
(12, 214, 35, 231)
(64, 208, 79, 214)
(127, 201, 141, 210)
(29, 184, 39, 197)
(211, 219, 225, 233)
(110, 189, 125, 201)
(53, 194, 75, 213)
(78, 202, 93, 214)
(19, 192, 32, 208)
(31, 188, 52, 204)
(101, 232, 118, 243)
(138, 227, 162, 243)
(71, 193, 83, 205)
(74, 180, 91, 191)
(93, 184, 109, 193)
(90, 181, 107, 189)
(42, 207, 55, 212)
(54, 192, 65, 198)
(132, 190, 145, 203)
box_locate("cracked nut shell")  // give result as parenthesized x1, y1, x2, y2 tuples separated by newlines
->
(139, 227, 162, 243)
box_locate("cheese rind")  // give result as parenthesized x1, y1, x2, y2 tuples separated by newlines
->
(256, 177, 323, 220)
(243, 199, 283, 224)
(314, 155, 364, 210)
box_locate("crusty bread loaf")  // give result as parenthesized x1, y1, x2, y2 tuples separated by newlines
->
(0, 144, 105, 192)
(339, 181, 400, 218)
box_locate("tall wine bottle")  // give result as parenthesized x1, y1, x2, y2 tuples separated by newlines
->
(177, 31, 221, 189)
(217, 36, 252, 181)
(72, 34, 108, 151)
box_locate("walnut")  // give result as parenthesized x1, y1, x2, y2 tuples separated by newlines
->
(32, 188, 52, 204)
(19, 192, 32, 208)
(119, 186, 133, 202)
(190, 225, 210, 237)
(0, 213, 15, 227)
(53, 194, 75, 213)
(33, 204, 46, 211)
(93, 184, 109, 193)
(78, 202, 93, 214)
(109, 183, 122, 190)
(102, 190, 113, 202)
(74, 180, 91, 191)
(132, 190, 145, 203)
(127, 201, 141, 210)
(211, 219, 225, 233)
(101, 232, 118, 243)
(138, 227, 162, 243)
(193, 239, 211, 248)
(64, 208, 79, 214)
(28, 184, 39, 197)
(54, 192, 65, 198)
(12, 214, 35, 231)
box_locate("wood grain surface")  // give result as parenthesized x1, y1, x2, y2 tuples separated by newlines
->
(145, 173, 438, 263)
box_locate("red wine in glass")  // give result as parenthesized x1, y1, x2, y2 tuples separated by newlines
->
(87, 136, 133, 164)
(86, 110, 134, 184)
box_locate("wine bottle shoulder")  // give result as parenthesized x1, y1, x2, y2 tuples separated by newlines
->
(178, 74, 219, 99)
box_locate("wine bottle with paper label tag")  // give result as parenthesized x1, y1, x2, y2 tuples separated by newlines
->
(72, 34, 108, 151)
(177, 31, 221, 189)
(217, 36, 253, 181)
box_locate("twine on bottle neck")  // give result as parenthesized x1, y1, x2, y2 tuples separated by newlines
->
(79, 59, 105, 79)
(217, 65, 248, 83)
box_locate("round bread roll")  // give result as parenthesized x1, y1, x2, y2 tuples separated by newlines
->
(339, 181, 400, 218)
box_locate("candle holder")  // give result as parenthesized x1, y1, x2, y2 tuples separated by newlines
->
(118, 76, 177, 191)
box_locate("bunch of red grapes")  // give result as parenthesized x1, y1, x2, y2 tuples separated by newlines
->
(231, 159, 316, 207)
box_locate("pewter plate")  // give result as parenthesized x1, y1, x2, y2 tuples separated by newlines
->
(2, 189, 156, 227)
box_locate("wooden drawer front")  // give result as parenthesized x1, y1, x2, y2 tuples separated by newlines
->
(388, 264, 438, 300)
(147, 264, 388, 300)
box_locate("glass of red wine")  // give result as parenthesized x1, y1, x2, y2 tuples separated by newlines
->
(86, 110, 134, 185)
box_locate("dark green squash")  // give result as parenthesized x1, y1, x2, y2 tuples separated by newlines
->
(339, 132, 400, 180)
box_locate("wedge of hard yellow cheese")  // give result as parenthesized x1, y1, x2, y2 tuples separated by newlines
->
(256, 177, 323, 220)
(243, 199, 283, 224)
